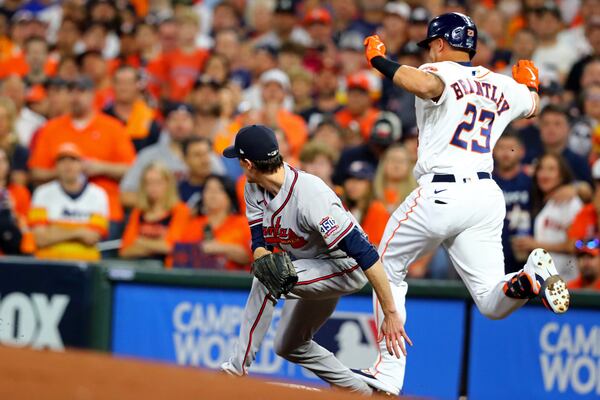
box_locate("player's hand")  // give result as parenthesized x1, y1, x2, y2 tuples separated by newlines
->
(363, 35, 386, 66)
(381, 311, 412, 358)
(512, 60, 539, 92)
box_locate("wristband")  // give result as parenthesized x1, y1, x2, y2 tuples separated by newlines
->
(371, 56, 401, 80)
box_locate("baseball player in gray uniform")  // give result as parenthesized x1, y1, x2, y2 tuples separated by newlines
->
(219, 125, 409, 394)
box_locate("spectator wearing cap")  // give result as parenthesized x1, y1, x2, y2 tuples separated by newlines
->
(156, 10, 209, 102)
(379, 2, 410, 56)
(565, 18, 600, 98)
(103, 65, 161, 153)
(78, 50, 113, 111)
(188, 75, 228, 140)
(174, 174, 251, 270)
(342, 160, 389, 247)
(569, 237, 600, 290)
(0, 96, 29, 187)
(338, 31, 372, 78)
(493, 131, 533, 273)
(255, 0, 311, 49)
(300, 141, 339, 192)
(335, 73, 380, 142)
(0, 75, 45, 148)
(120, 161, 190, 267)
(530, 1, 579, 81)
(28, 142, 109, 261)
(407, 7, 430, 44)
(45, 77, 71, 119)
(304, 7, 334, 49)
(568, 159, 600, 244)
(120, 103, 225, 208)
(373, 143, 416, 213)
(29, 75, 135, 235)
(300, 67, 343, 132)
(333, 111, 401, 185)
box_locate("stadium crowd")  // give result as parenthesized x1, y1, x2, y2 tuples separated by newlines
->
(0, 0, 598, 290)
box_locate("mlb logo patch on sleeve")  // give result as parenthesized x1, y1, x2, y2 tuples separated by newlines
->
(319, 216, 340, 238)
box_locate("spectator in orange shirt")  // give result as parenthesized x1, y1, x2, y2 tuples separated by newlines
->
(78, 50, 114, 110)
(158, 10, 209, 101)
(103, 65, 161, 152)
(342, 160, 390, 247)
(258, 68, 308, 158)
(29, 75, 136, 237)
(568, 159, 600, 242)
(569, 238, 600, 290)
(335, 73, 379, 141)
(174, 174, 251, 270)
(120, 162, 190, 267)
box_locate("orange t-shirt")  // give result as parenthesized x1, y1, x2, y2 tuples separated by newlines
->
(568, 277, 600, 290)
(360, 200, 390, 247)
(94, 86, 115, 111)
(7, 183, 30, 221)
(275, 110, 308, 159)
(236, 175, 247, 215)
(120, 202, 190, 267)
(28, 113, 136, 221)
(567, 204, 597, 241)
(158, 48, 209, 101)
(177, 214, 252, 271)
(335, 107, 380, 141)
(0, 51, 58, 79)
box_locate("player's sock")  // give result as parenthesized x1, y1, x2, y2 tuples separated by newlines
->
(502, 271, 538, 299)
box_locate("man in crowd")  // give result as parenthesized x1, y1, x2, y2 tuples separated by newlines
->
(28, 142, 109, 261)
(178, 137, 214, 213)
(569, 237, 600, 290)
(29, 76, 135, 238)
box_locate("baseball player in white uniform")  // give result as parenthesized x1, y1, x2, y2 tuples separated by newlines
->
(352, 13, 571, 395)
(219, 125, 410, 394)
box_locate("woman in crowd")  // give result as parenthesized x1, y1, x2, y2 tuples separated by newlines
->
(373, 143, 417, 213)
(175, 174, 251, 270)
(0, 97, 28, 186)
(120, 162, 190, 267)
(342, 160, 389, 247)
(513, 153, 583, 281)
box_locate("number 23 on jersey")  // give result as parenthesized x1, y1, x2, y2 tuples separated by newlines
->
(450, 103, 495, 153)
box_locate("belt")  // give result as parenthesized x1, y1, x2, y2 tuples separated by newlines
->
(431, 172, 491, 183)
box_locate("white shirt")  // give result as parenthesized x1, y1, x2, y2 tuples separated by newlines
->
(16, 107, 46, 148)
(534, 197, 583, 281)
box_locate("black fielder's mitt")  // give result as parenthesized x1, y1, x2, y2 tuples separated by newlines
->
(251, 252, 298, 301)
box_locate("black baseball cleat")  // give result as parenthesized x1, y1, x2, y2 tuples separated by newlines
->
(351, 369, 399, 396)
(504, 248, 570, 314)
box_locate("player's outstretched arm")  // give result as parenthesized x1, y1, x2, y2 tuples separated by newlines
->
(512, 60, 541, 118)
(364, 35, 444, 100)
(364, 260, 413, 358)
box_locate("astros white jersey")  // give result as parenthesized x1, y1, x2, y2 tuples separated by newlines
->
(413, 61, 537, 181)
(245, 163, 360, 260)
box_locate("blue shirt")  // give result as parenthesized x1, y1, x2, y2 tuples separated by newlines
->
(493, 170, 532, 274)
(178, 181, 203, 213)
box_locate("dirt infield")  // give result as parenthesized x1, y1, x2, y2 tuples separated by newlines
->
(0, 346, 415, 399)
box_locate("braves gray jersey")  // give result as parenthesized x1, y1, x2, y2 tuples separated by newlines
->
(245, 163, 358, 260)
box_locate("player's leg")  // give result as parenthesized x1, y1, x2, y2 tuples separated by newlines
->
(221, 277, 275, 375)
(273, 297, 372, 395)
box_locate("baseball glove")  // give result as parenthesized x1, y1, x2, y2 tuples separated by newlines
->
(252, 252, 298, 301)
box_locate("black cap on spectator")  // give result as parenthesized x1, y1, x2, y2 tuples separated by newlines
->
(164, 102, 194, 117)
(255, 44, 279, 58)
(410, 7, 431, 24)
(194, 75, 222, 90)
(76, 49, 103, 68)
(275, 0, 295, 14)
(67, 75, 95, 90)
(369, 112, 403, 146)
(223, 125, 280, 161)
(346, 161, 375, 180)
(536, 1, 562, 19)
(45, 77, 69, 89)
(11, 10, 38, 24)
(339, 31, 364, 52)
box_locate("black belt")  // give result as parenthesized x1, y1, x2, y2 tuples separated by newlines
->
(432, 172, 491, 183)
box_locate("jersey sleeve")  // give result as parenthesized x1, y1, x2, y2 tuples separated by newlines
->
(244, 183, 264, 227)
(418, 62, 454, 105)
(506, 81, 537, 120)
(301, 189, 355, 249)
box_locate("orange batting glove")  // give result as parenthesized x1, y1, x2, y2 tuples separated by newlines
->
(512, 60, 539, 92)
(364, 35, 386, 66)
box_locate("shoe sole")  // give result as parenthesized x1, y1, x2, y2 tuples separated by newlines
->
(541, 275, 570, 314)
(530, 248, 559, 281)
(351, 369, 399, 396)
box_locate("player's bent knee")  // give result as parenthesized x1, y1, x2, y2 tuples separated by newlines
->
(274, 338, 310, 359)
(478, 305, 511, 320)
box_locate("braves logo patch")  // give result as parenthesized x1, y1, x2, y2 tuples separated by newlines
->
(319, 216, 340, 238)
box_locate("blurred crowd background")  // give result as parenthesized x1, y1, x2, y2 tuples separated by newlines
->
(0, 0, 598, 291)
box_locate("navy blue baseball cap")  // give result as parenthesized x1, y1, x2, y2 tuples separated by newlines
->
(346, 161, 375, 180)
(223, 125, 280, 161)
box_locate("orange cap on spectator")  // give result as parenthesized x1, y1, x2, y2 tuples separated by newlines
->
(55, 142, 83, 162)
(26, 84, 46, 103)
(304, 8, 332, 25)
(346, 73, 370, 92)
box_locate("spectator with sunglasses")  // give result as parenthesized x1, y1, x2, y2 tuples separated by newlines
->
(570, 238, 600, 290)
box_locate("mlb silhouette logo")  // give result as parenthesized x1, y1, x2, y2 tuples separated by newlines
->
(313, 311, 379, 369)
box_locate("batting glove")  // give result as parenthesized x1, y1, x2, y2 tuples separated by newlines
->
(364, 35, 387, 66)
(512, 60, 539, 92)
